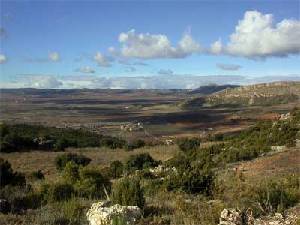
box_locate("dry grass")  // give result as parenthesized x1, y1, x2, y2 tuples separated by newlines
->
(0, 145, 179, 181)
(235, 147, 300, 180)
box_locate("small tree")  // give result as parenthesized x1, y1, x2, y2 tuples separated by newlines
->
(75, 167, 111, 199)
(111, 177, 145, 209)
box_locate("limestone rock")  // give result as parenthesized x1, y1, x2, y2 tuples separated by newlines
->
(86, 201, 142, 225)
(219, 208, 243, 225)
(219, 208, 299, 225)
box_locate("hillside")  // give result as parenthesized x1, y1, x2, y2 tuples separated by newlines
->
(188, 84, 239, 95)
(184, 81, 300, 108)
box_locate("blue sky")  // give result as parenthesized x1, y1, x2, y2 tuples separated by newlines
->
(0, 0, 299, 88)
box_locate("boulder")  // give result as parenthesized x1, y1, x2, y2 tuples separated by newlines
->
(86, 201, 142, 225)
(219, 208, 243, 225)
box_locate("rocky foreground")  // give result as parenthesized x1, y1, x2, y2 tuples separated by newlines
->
(219, 207, 299, 225)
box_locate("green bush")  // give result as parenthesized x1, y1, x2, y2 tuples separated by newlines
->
(109, 160, 124, 179)
(125, 139, 145, 151)
(111, 177, 145, 208)
(164, 163, 215, 195)
(74, 167, 111, 199)
(63, 161, 80, 184)
(55, 153, 91, 171)
(125, 153, 159, 172)
(100, 136, 126, 149)
(42, 183, 75, 202)
(177, 137, 200, 153)
(0, 158, 26, 187)
(54, 137, 70, 151)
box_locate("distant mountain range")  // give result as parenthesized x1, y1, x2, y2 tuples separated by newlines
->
(1, 74, 300, 89)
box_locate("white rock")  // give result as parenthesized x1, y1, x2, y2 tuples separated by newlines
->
(86, 201, 142, 225)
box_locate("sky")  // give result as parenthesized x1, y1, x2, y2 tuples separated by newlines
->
(0, 0, 300, 89)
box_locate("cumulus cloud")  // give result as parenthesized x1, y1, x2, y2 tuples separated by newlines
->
(224, 10, 300, 58)
(76, 66, 95, 74)
(210, 39, 223, 55)
(48, 52, 60, 62)
(94, 52, 112, 67)
(118, 29, 201, 59)
(0, 54, 7, 64)
(216, 63, 242, 71)
(158, 69, 174, 75)
(10, 75, 63, 88)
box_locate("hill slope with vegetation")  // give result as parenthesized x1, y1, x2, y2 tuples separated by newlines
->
(183, 81, 300, 108)
(0, 108, 299, 225)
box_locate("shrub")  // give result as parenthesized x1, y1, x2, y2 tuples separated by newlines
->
(35, 199, 86, 225)
(111, 177, 145, 208)
(54, 137, 70, 151)
(42, 183, 75, 202)
(0, 158, 26, 187)
(125, 139, 145, 151)
(164, 163, 215, 195)
(0, 123, 124, 152)
(63, 161, 80, 184)
(255, 176, 300, 214)
(109, 160, 124, 179)
(0, 185, 42, 213)
(55, 153, 91, 171)
(177, 137, 200, 153)
(125, 153, 159, 172)
(74, 167, 111, 199)
(214, 173, 300, 217)
(100, 136, 126, 149)
(30, 170, 45, 180)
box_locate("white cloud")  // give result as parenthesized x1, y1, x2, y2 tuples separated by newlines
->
(210, 39, 223, 55)
(3, 74, 300, 89)
(178, 33, 201, 55)
(76, 66, 95, 74)
(118, 29, 201, 59)
(225, 10, 300, 58)
(6, 75, 63, 88)
(158, 69, 174, 75)
(94, 52, 112, 67)
(216, 63, 242, 71)
(0, 54, 7, 64)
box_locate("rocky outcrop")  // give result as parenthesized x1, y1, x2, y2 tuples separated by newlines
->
(219, 208, 248, 225)
(219, 208, 299, 225)
(86, 201, 142, 225)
